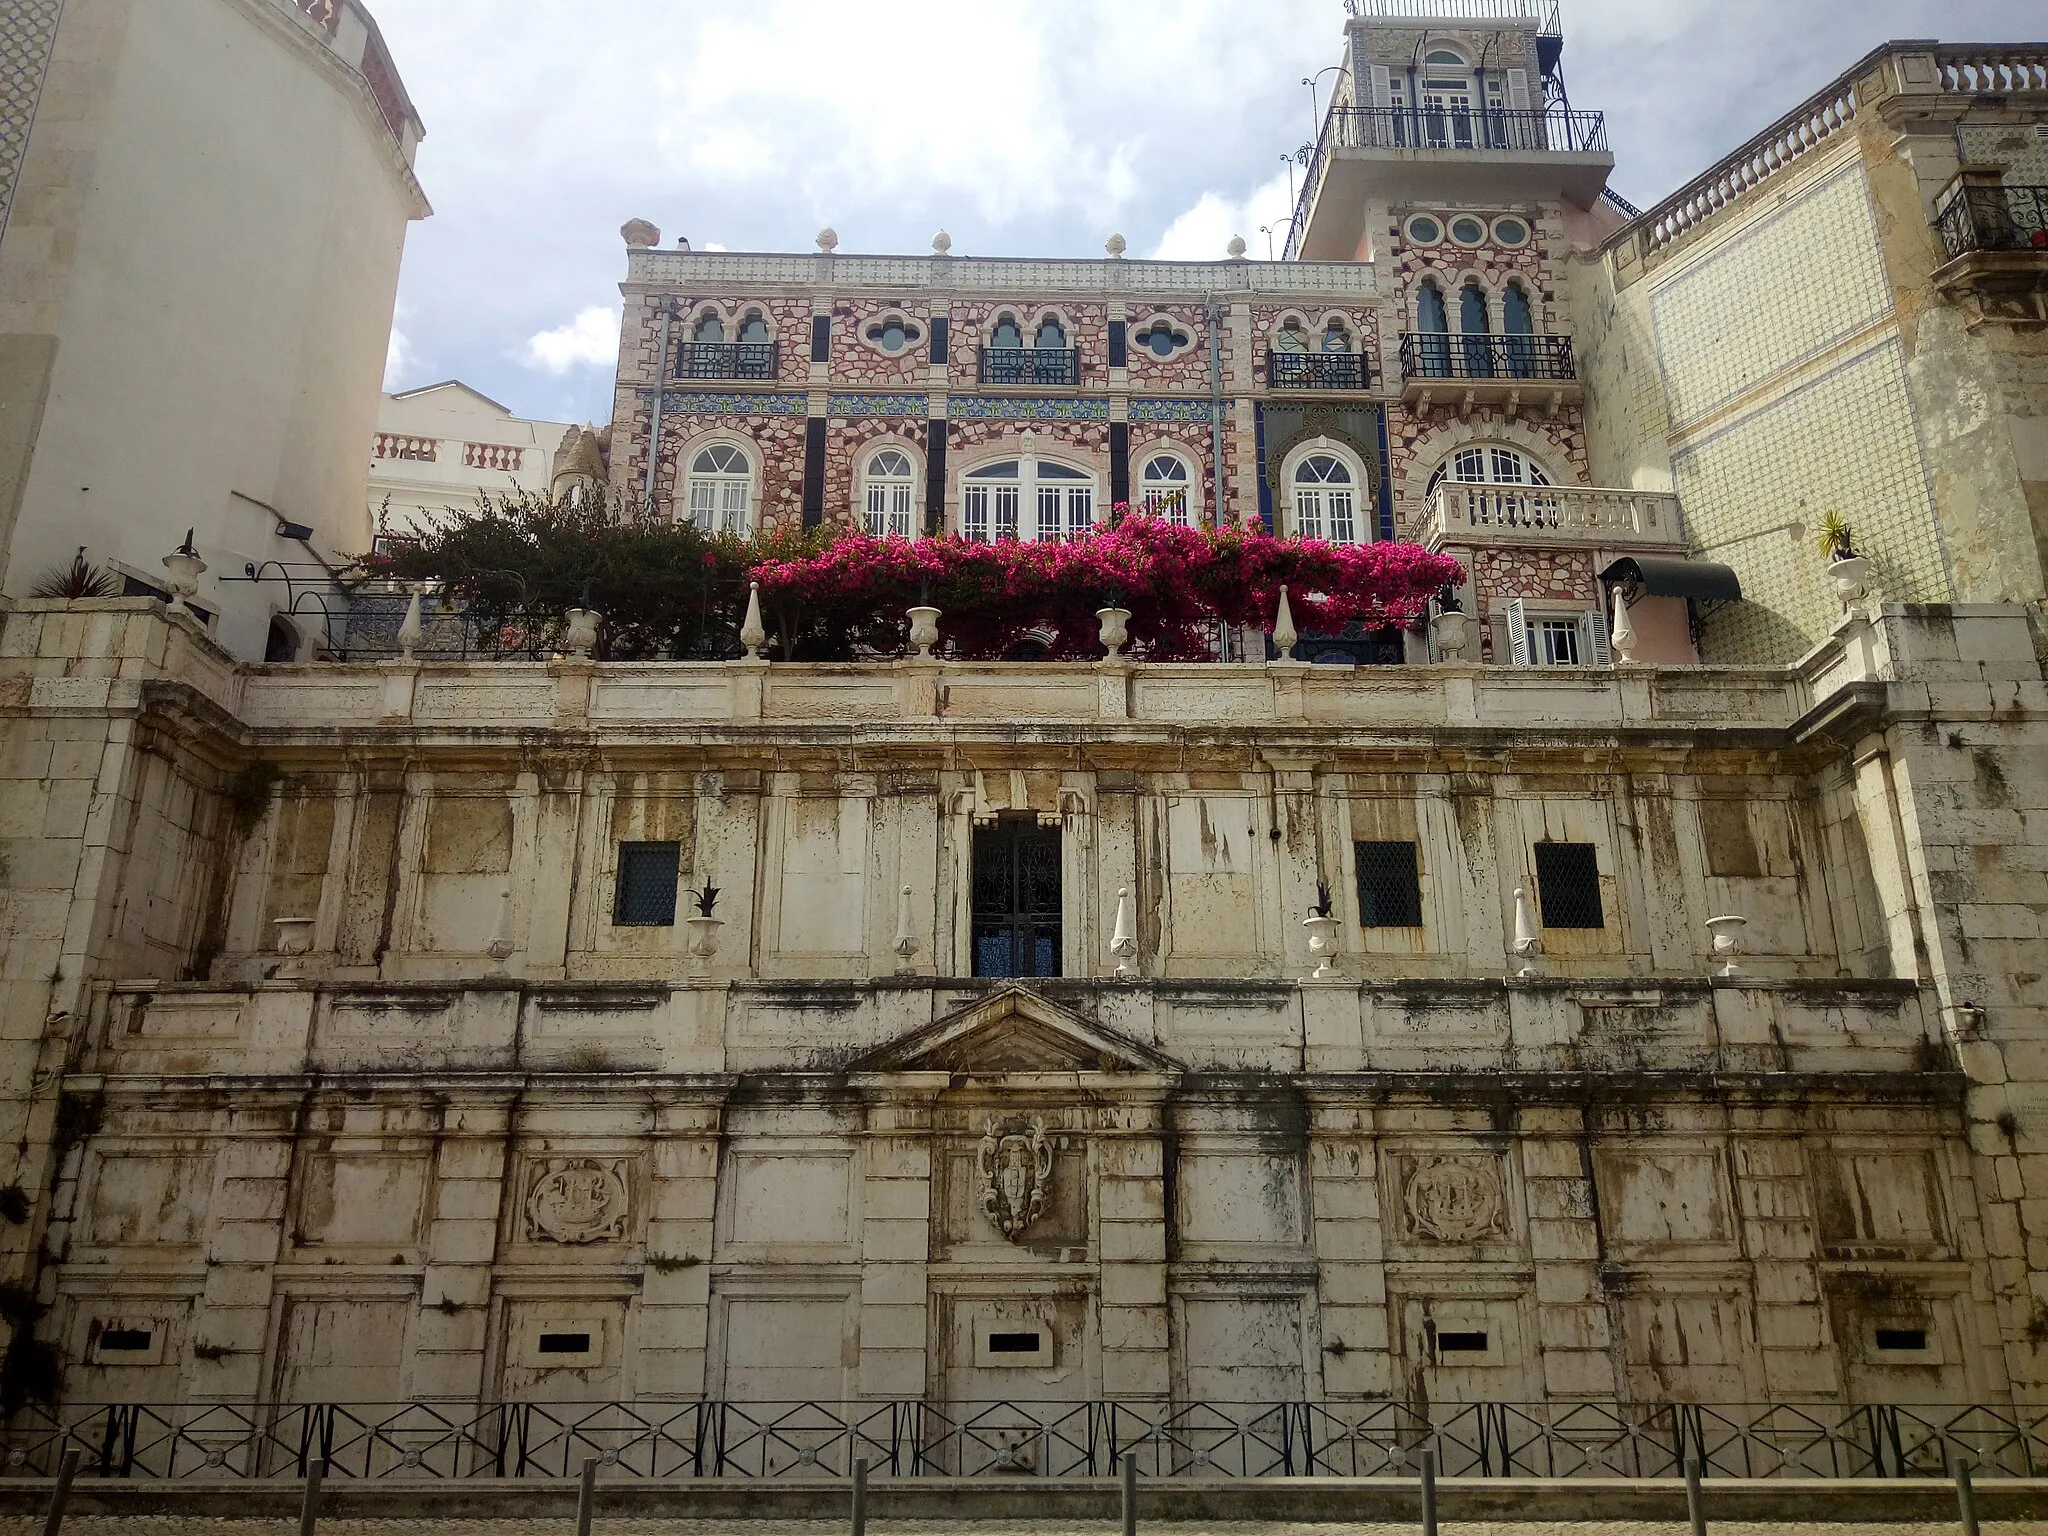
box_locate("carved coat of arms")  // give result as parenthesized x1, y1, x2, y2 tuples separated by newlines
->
(525, 1158, 629, 1244)
(978, 1118, 1053, 1240)
(1403, 1156, 1504, 1243)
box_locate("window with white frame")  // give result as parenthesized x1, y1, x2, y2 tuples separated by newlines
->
(1424, 443, 1558, 530)
(684, 442, 753, 535)
(1504, 597, 1610, 668)
(1138, 453, 1194, 525)
(961, 458, 1095, 543)
(862, 448, 917, 537)
(1290, 451, 1360, 543)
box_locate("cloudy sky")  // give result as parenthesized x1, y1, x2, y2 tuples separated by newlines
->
(369, 0, 2044, 428)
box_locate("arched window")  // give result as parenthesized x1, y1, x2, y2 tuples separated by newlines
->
(685, 441, 753, 535)
(863, 447, 917, 537)
(738, 312, 771, 345)
(692, 312, 725, 344)
(1419, 48, 1476, 148)
(1424, 443, 1558, 528)
(265, 616, 300, 663)
(1459, 283, 1493, 377)
(1415, 282, 1450, 377)
(1290, 451, 1360, 543)
(1034, 316, 1068, 350)
(1274, 319, 1311, 354)
(1138, 453, 1194, 525)
(991, 316, 1024, 350)
(1503, 283, 1536, 378)
(961, 458, 1096, 543)
(1321, 320, 1353, 353)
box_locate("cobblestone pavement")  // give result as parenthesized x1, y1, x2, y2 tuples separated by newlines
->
(2, 1522, 2046, 1535)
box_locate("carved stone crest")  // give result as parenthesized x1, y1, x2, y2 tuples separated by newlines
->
(978, 1118, 1053, 1240)
(1403, 1156, 1505, 1243)
(525, 1158, 629, 1244)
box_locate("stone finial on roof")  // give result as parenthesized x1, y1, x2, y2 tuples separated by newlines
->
(817, 227, 839, 253)
(621, 219, 660, 248)
(932, 230, 953, 256)
(1227, 235, 1248, 259)
(1106, 233, 1127, 259)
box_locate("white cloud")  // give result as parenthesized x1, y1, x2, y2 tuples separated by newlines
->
(1150, 169, 1298, 262)
(523, 306, 621, 375)
(382, 326, 417, 390)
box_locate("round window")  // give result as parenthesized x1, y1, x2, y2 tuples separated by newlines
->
(1405, 215, 1443, 245)
(1448, 215, 1487, 246)
(1492, 216, 1530, 247)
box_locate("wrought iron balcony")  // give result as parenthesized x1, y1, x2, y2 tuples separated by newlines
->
(978, 347, 1079, 387)
(1936, 182, 2048, 259)
(672, 342, 779, 382)
(1268, 351, 1371, 391)
(1400, 333, 1576, 382)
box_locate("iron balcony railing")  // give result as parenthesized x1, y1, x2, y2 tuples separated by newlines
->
(1936, 183, 2048, 260)
(978, 347, 1079, 387)
(672, 342, 779, 382)
(1400, 332, 1577, 382)
(1286, 106, 1608, 258)
(1268, 351, 1371, 391)
(3, 1399, 2046, 1480)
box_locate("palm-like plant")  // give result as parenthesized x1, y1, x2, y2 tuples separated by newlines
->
(29, 549, 118, 600)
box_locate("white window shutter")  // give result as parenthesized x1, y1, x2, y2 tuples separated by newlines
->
(1506, 69, 1531, 111)
(1506, 598, 1530, 666)
(1372, 66, 1393, 109)
(1581, 606, 1612, 666)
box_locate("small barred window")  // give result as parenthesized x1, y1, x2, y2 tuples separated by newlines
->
(613, 842, 682, 926)
(1354, 841, 1423, 928)
(1533, 841, 1603, 929)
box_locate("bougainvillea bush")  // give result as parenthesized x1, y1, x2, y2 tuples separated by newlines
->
(749, 512, 1464, 661)
(361, 492, 1462, 662)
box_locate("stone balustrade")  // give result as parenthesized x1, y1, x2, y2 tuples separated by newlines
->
(1423, 482, 1686, 553)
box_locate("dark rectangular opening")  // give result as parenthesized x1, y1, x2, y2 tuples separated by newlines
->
(613, 841, 682, 926)
(931, 316, 949, 365)
(1355, 840, 1423, 927)
(1533, 840, 1604, 929)
(987, 1331, 1043, 1354)
(1435, 1331, 1488, 1354)
(99, 1328, 152, 1352)
(972, 820, 1062, 978)
(537, 1332, 593, 1354)
(1875, 1328, 1928, 1351)
(810, 315, 831, 362)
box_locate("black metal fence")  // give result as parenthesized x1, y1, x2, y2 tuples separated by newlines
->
(3, 1400, 2045, 1481)
(671, 342, 780, 381)
(1321, 106, 1608, 156)
(1937, 183, 2048, 259)
(978, 347, 1079, 387)
(1268, 352, 1371, 391)
(1400, 332, 1577, 383)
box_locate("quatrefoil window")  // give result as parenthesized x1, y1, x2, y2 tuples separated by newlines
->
(866, 316, 923, 354)
(1132, 320, 1191, 358)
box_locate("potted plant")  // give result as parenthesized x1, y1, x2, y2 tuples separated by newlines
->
(1429, 585, 1469, 662)
(1817, 513, 1867, 601)
(686, 882, 723, 960)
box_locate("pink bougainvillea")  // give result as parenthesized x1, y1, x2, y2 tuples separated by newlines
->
(750, 511, 1464, 661)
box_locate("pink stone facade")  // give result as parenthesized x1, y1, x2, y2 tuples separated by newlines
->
(1123, 304, 1212, 391)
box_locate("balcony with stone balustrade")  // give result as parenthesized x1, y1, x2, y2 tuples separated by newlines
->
(1418, 482, 1687, 556)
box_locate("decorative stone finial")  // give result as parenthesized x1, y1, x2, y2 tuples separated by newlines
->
(932, 230, 952, 256)
(894, 885, 921, 973)
(1511, 887, 1541, 979)
(1227, 235, 1248, 259)
(1106, 233, 1127, 259)
(816, 227, 839, 253)
(1111, 887, 1138, 979)
(1271, 586, 1298, 657)
(1610, 585, 1637, 663)
(739, 581, 768, 659)
(620, 219, 660, 248)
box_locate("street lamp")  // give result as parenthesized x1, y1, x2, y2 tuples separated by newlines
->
(1303, 64, 1346, 141)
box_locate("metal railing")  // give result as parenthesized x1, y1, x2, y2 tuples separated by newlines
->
(671, 342, 779, 382)
(3, 1400, 2045, 1481)
(1344, 0, 1560, 26)
(1400, 332, 1576, 382)
(1936, 183, 2048, 260)
(1268, 351, 1371, 391)
(978, 347, 1079, 387)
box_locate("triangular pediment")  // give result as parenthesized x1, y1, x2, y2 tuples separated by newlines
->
(853, 987, 1180, 1076)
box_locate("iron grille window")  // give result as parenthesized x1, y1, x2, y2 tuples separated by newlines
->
(972, 821, 1062, 978)
(1533, 841, 1603, 930)
(613, 841, 681, 926)
(1354, 841, 1423, 928)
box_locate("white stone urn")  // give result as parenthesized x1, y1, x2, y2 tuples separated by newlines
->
(1706, 913, 1748, 978)
(686, 914, 724, 960)
(1828, 554, 1869, 602)
(562, 607, 602, 659)
(739, 581, 768, 659)
(1431, 608, 1470, 661)
(162, 536, 206, 614)
(1096, 606, 1131, 661)
(907, 604, 941, 658)
(271, 917, 315, 956)
(1303, 911, 1342, 980)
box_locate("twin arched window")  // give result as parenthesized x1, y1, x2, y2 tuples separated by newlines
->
(685, 442, 753, 535)
(1414, 279, 1539, 378)
(693, 310, 771, 345)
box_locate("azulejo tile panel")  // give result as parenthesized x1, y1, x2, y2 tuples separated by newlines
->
(826, 394, 928, 418)
(0, 0, 63, 241)
(644, 390, 809, 416)
(950, 396, 1111, 421)
(1129, 398, 1220, 423)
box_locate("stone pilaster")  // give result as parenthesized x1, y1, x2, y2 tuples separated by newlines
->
(852, 1074, 947, 1399)
(639, 1096, 725, 1396)
(1307, 1102, 1392, 1397)
(1096, 1085, 1171, 1399)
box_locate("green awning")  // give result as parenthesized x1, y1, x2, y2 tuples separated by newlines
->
(1599, 556, 1742, 602)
